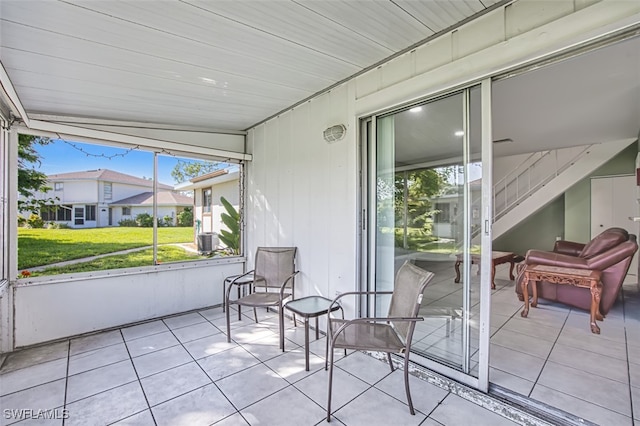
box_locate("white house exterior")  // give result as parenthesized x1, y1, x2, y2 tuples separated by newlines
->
(175, 168, 240, 241)
(31, 169, 192, 228)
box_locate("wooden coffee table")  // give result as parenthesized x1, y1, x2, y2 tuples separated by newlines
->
(454, 251, 516, 289)
(520, 264, 602, 334)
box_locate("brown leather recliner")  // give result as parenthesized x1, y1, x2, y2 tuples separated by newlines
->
(515, 227, 638, 316)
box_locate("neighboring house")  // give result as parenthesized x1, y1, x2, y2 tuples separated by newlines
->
(28, 169, 192, 228)
(109, 191, 193, 226)
(175, 168, 240, 237)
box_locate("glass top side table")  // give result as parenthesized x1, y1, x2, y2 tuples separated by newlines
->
(284, 296, 343, 371)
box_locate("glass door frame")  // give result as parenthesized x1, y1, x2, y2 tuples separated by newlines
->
(360, 78, 493, 391)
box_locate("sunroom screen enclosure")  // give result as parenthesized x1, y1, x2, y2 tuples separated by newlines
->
(367, 83, 492, 389)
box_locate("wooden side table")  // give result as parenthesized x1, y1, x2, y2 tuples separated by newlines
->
(520, 264, 603, 334)
(454, 251, 516, 289)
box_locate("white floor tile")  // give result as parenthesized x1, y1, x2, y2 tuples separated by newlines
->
(171, 321, 221, 343)
(132, 345, 193, 378)
(215, 363, 289, 410)
(537, 361, 631, 416)
(240, 385, 326, 425)
(0, 358, 67, 396)
(163, 312, 206, 330)
(68, 342, 130, 375)
(151, 383, 236, 426)
(65, 382, 148, 426)
(66, 360, 137, 403)
(0, 342, 69, 374)
(69, 330, 123, 356)
(429, 393, 518, 426)
(140, 362, 211, 406)
(531, 384, 632, 426)
(332, 387, 427, 426)
(0, 379, 65, 425)
(125, 331, 179, 358)
(197, 346, 260, 381)
(121, 321, 169, 341)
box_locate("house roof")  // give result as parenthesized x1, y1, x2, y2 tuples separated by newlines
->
(110, 191, 193, 207)
(175, 170, 239, 191)
(190, 169, 228, 183)
(47, 169, 173, 190)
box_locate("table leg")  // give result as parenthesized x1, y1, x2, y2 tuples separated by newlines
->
(454, 260, 461, 283)
(508, 259, 515, 280)
(589, 280, 602, 334)
(304, 317, 310, 371)
(491, 261, 496, 290)
(521, 273, 530, 318)
(315, 317, 319, 340)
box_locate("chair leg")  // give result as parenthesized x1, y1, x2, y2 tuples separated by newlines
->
(387, 353, 394, 373)
(326, 340, 336, 422)
(403, 352, 415, 415)
(253, 308, 258, 323)
(225, 300, 232, 343)
(279, 305, 285, 352)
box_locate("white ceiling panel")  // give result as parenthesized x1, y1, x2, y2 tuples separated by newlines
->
(394, 0, 485, 32)
(1, 0, 502, 131)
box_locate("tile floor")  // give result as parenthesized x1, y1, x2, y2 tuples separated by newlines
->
(2, 260, 638, 426)
(411, 258, 640, 426)
(0, 304, 520, 426)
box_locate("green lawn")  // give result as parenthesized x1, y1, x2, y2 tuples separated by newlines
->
(18, 227, 194, 269)
(28, 245, 204, 277)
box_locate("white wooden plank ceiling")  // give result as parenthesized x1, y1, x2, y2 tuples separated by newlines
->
(0, 0, 502, 131)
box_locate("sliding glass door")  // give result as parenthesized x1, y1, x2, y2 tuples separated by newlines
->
(365, 82, 492, 388)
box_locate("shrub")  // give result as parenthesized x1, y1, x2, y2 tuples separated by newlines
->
(118, 218, 138, 227)
(135, 213, 154, 227)
(162, 215, 174, 227)
(17, 216, 27, 227)
(27, 214, 45, 229)
(177, 207, 193, 227)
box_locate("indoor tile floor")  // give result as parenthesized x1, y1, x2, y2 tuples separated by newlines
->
(411, 259, 640, 426)
(0, 304, 520, 426)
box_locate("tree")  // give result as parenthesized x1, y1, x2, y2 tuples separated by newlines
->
(171, 160, 222, 184)
(18, 134, 57, 214)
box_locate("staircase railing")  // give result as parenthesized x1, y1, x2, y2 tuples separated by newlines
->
(493, 145, 593, 220)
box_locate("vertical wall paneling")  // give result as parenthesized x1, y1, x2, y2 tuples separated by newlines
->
(290, 105, 310, 292)
(277, 111, 294, 246)
(264, 120, 281, 245)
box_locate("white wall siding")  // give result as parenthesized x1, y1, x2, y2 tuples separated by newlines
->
(13, 261, 243, 348)
(247, 84, 358, 302)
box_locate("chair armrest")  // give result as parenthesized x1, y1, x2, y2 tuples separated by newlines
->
(327, 291, 394, 316)
(553, 240, 585, 256)
(228, 270, 255, 285)
(585, 242, 638, 270)
(278, 271, 300, 297)
(525, 250, 589, 269)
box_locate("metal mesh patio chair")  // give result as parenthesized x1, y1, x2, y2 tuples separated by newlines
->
(325, 261, 434, 422)
(225, 247, 299, 351)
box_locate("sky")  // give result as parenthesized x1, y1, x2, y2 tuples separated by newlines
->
(34, 138, 226, 187)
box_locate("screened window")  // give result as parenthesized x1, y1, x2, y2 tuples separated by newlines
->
(54, 182, 63, 191)
(85, 205, 96, 221)
(40, 205, 72, 221)
(16, 135, 242, 278)
(104, 182, 112, 200)
(203, 189, 212, 213)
